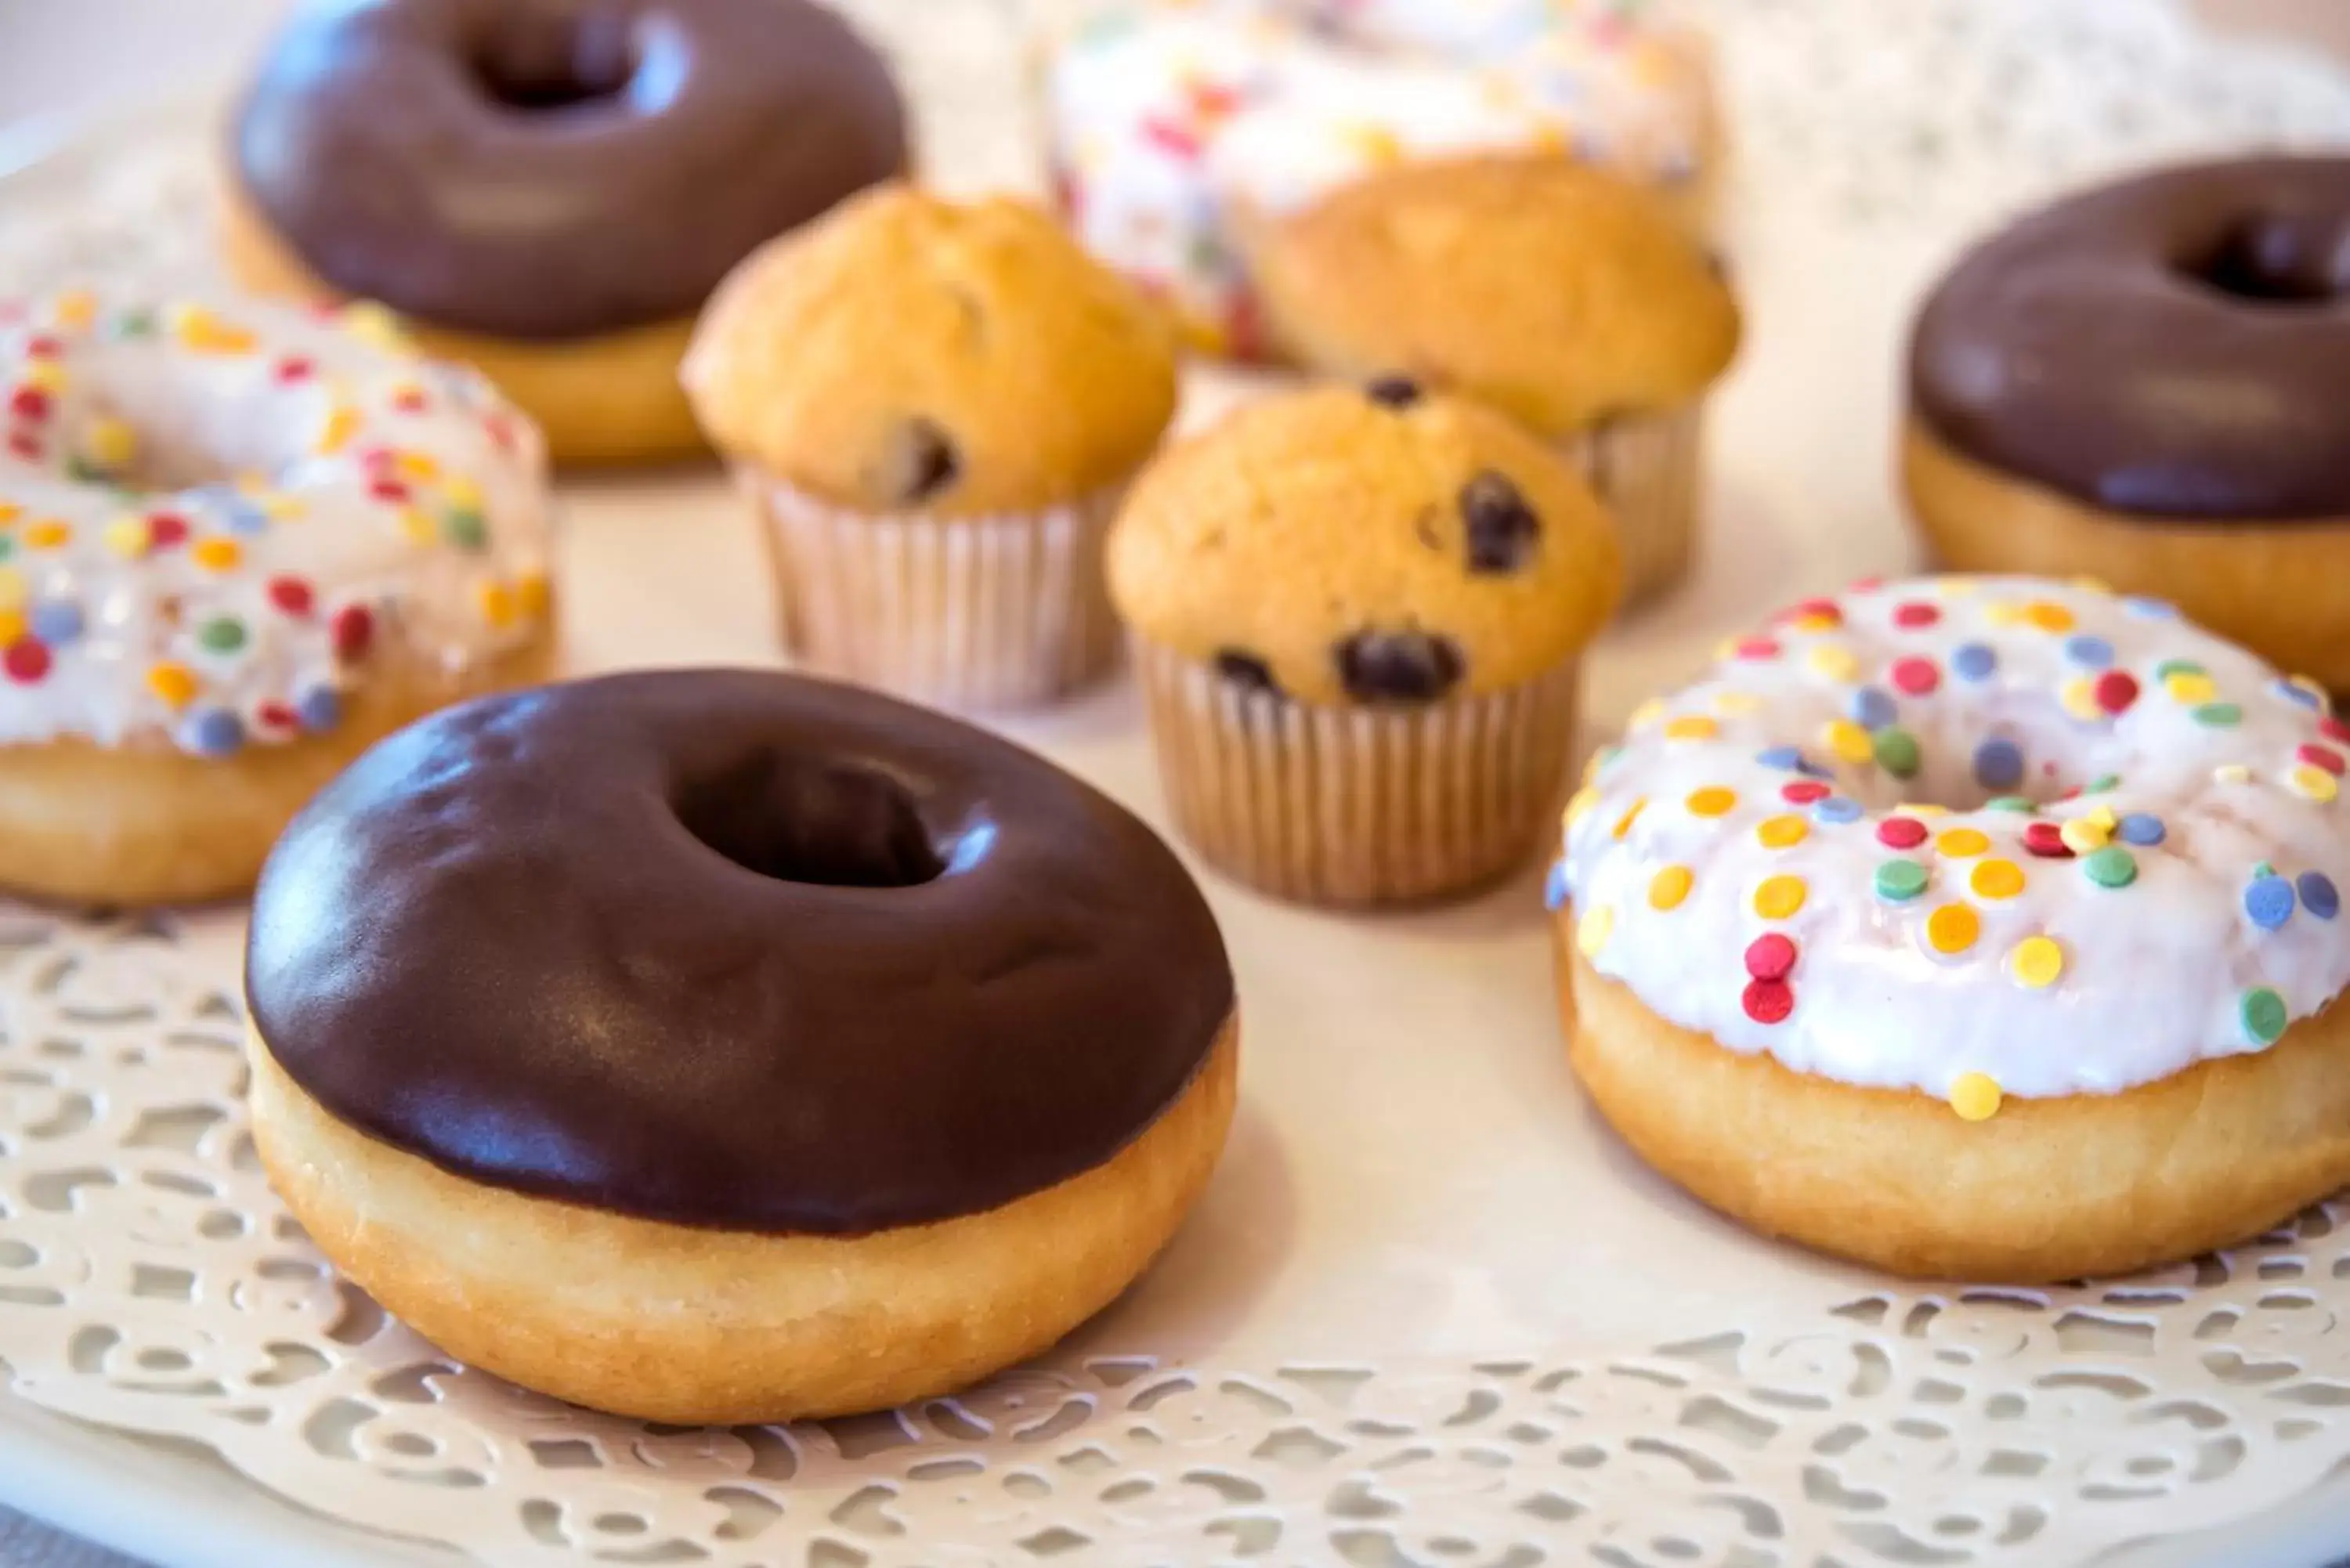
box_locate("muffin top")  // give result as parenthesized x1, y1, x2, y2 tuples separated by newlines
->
(682, 182, 1180, 516)
(1108, 383, 1621, 705)
(1252, 156, 1741, 437)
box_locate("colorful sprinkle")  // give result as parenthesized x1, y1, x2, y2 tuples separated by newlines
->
(2300, 872, 2340, 921)
(1807, 645, 1860, 683)
(146, 662, 197, 708)
(2023, 601, 2076, 633)
(1665, 714, 1718, 741)
(191, 537, 243, 573)
(1872, 727, 1921, 778)
(2122, 596, 2178, 620)
(1742, 979, 1794, 1025)
(1985, 796, 2037, 813)
(1755, 745, 1803, 771)
(2059, 817, 2110, 855)
(2064, 634, 2114, 669)
(2241, 987, 2289, 1046)
(2116, 812, 2166, 847)
(1649, 865, 1693, 910)
(2, 636, 49, 683)
(1950, 642, 1997, 682)
(1936, 827, 1990, 858)
(1544, 860, 1572, 912)
(331, 603, 374, 663)
(1878, 816, 1929, 850)
(186, 708, 244, 757)
(1744, 933, 1798, 981)
(2023, 822, 2072, 859)
(1925, 902, 1980, 956)
(2298, 743, 2345, 778)
(1813, 796, 1863, 825)
(2082, 845, 2138, 888)
(2193, 702, 2242, 728)
(2274, 675, 2328, 711)
(1824, 719, 1874, 764)
(1973, 738, 2023, 790)
(295, 684, 344, 733)
(1888, 657, 1940, 696)
(2094, 671, 2140, 714)
(2246, 874, 2297, 930)
(1970, 858, 2026, 900)
(1948, 1072, 2003, 1122)
(2291, 765, 2341, 804)
(2164, 669, 2218, 705)
(2008, 936, 2064, 989)
(1875, 859, 1929, 902)
(1754, 875, 1807, 920)
(1892, 601, 1940, 629)
(1755, 815, 1808, 850)
(1576, 903, 1614, 957)
(1849, 687, 1899, 728)
(28, 600, 81, 646)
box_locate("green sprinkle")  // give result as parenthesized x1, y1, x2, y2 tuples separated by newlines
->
(2082, 844, 2138, 888)
(0, 537, 16, 563)
(2084, 773, 2120, 793)
(110, 309, 156, 339)
(1983, 795, 2037, 813)
(441, 508, 489, 551)
(2155, 659, 2206, 681)
(2193, 702, 2242, 728)
(2254, 861, 2276, 880)
(1875, 859, 1929, 901)
(2242, 987, 2289, 1046)
(197, 616, 247, 655)
(1872, 726, 1922, 779)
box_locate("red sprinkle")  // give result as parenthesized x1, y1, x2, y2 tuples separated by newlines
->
(2323, 717, 2350, 746)
(4, 637, 50, 684)
(266, 576, 315, 618)
(1781, 597, 1843, 627)
(331, 603, 374, 662)
(1742, 978, 1795, 1025)
(6, 432, 38, 461)
(1141, 116, 1202, 158)
(1849, 576, 1885, 593)
(1892, 601, 1940, 629)
(23, 333, 60, 359)
(2301, 742, 2347, 778)
(145, 511, 190, 549)
(2094, 670, 2140, 714)
(257, 700, 298, 731)
(1733, 636, 1781, 661)
(1878, 816, 1929, 849)
(1781, 780, 1831, 804)
(2023, 822, 2073, 858)
(9, 386, 47, 422)
(273, 356, 314, 383)
(1889, 656, 1940, 695)
(391, 387, 428, 414)
(369, 477, 410, 505)
(1745, 933, 1798, 981)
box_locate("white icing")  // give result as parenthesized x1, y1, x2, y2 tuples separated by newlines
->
(1043, 0, 1714, 353)
(1558, 576, 2350, 1103)
(0, 288, 551, 754)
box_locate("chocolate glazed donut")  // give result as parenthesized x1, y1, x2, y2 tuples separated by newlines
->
(248, 670, 1233, 1234)
(1911, 156, 2350, 519)
(232, 0, 909, 340)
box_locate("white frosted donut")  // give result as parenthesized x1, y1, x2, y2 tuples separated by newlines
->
(0, 287, 553, 904)
(1043, 0, 1716, 356)
(1554, 575, 2350, 1280)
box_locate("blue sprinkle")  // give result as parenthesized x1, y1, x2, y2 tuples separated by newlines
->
(2063, 634, 2114, 670)
(295, 685, 344, 734)
(1813, 796, 1863, 825)
(2117, 812, 2166, 847)
(28, 600, 82, 646)
(1951, 642, 1997, 682)
(186, 708, 244, 757)
(2274, 677, 2326, 712)
(1849, 686, 1898, 731)
(2247, 875, 2297, 931)
(1972, 737, 2024, 790)
(223, 499, 272, 536)
(1795, 757, 1838, 780)
(1755, 746, 1804, 771)
(2122, 596, 2178, 620)
(2301, 872, 2340, 921)
(1543, 860, 1571, 912)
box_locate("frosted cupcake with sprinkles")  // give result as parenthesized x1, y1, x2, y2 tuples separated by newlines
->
(1551, 575, 2350, 1281)
(0, 287, 554, 907)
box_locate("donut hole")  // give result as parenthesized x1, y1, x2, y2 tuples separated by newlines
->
(2181, 215, 2350, 306)
(466, 13, 638, 114)
(676, 753, 945, 889)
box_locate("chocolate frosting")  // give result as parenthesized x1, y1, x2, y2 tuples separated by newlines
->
(1910, 156, 2350, 520)
(233, 0, 908, 339)
(245, 670, 1235, 1235)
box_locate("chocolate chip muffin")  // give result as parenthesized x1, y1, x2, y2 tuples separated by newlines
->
(1108, 383, 1621, 905)
(682, 182, 1180, 710)
(1252, 156, 1740, 606)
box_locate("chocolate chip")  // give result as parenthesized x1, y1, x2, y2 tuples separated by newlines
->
(1214, 649, 1282, 697)
(880, 417, 960, 504)
(1365, 374, 1422, 409)
(1459, 469, 1540, 575)
(1335, 629, 1465, 706)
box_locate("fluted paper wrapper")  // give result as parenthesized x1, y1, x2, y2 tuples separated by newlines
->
(746, 471, 1123, 710)
(1558, 403, 1705, 608)
(1135, 640, 1582, 907)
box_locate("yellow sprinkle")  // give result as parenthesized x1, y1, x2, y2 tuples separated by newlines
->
(1686, 786, 1738, 818)
(2008, 935, 2064, 988)
(2070, 575, 2111, 595)
(0, 504, 18, 527)
(476, 580, 518, 628)
(1936, 827, 1990, 858)
(2059, 817, 2109, 854)
(400, 507, 439, 547)
(84, 416, 136, 468)
(0, 609, 24, 644)
(2085, 804, 2118, 832)
(1629, 699, 1666, 730)
(1969, 858, 2026, 900)
(191, 537, 242, 573)
(52, 289, 96, 328)
(1807, 645, 1860, 683)
(0, 566, 27, 611)
(22, 518, 68, 550)
(1576, 903, 1615, 958)
(2060, 676, 2103, 722)
(1926, 902, 1980, 956)
(1985, 600, 2030, 628)
(170, 304, 257, 356)
(146, 662, 197, 709)
(1341, 122, 1405, 167)
(1939, 577, 1982, 597)
(1665, 715, 1719, 741)
(1611, 797, 1648, 840)
(20, 359, 64, 394)
(2164, 670, 2217, 705)
(338, 300, 414, 353)
(1948, 1071, 2003, 1122)
(394, 450, 441, 483)
(2214, 763, 2252, 785)
(1896, 802, 1951, 818)
(102, 515, 147, 557)
(1564, 786, 1600, 829)
(1787, 612, 1840, 634)
(1713, 691, 1762, 714)
(2292, 764, 2340, 804)
(1648, 865, 1694, 911)
(2024, 601, 2076, 633)
(1754, 874, 1808, 920)
(1824, 718, 1873, 764)
(443, 475, 484, 511)
(263, 493, 306, 522)
(315, 405, 361, 456)
(1756, 815, 1809, 850)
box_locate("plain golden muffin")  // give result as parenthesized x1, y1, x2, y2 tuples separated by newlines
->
(683, 182, 1180, 518)
(1110, 383, 1621, 706)
(1251, 156, 1741, 440)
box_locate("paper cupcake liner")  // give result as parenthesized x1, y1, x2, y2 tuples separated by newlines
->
(1557, 403, 1705, 607)
(1134, 640, 1582, 907)
(746, 472, 1125, 711)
